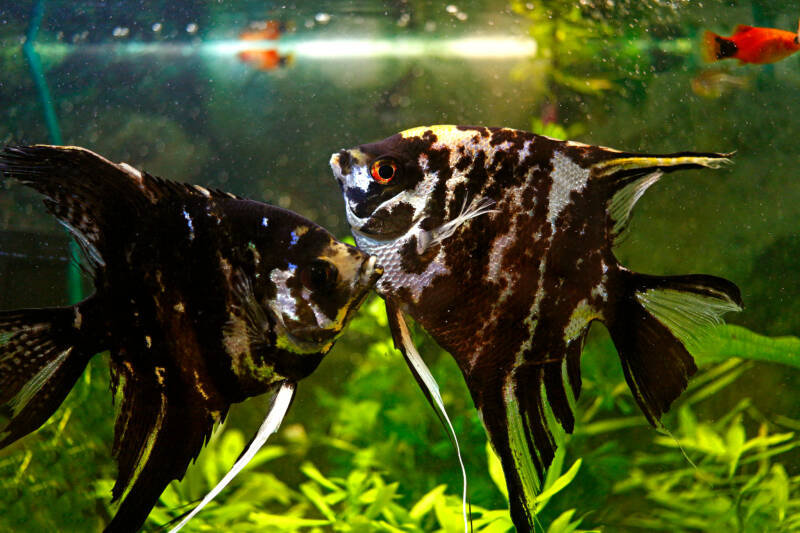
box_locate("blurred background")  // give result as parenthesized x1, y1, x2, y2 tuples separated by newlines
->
(1, 1, 799, 531)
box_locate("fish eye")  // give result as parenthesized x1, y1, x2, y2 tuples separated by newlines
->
(299, 259, 339, 291)
(370, 158, 398, 184)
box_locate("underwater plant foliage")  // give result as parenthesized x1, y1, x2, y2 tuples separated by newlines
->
(2, 294, 799, 531)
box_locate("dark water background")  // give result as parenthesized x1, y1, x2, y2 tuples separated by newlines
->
(1, 1, 799, 531)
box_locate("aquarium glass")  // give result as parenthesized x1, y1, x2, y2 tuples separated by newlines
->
(1, 1, 799, 531)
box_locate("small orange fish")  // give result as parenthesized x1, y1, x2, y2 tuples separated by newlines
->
(691, 69, 750, 98)
(239, 20, 289, 41)
(237, 49, 293, 71)
(703, 20, 800, 64)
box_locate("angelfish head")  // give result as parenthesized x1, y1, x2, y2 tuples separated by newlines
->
(242, 206, 383, 380)
(264, 225, 383, 354)
(330, 126, 496, 243)
(329, 130, 435, 243)
(330, 126, 494, 298)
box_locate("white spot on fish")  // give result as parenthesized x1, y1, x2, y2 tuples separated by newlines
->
(351, 164, 372, 193)
(270, 268, 299, 321)
(182, 209, 195, 241)
(193, 185, 211, 197)
(119, 162, 142, 182)
(301, 287, 334, 328)
(261, 217, 268, 227)
(290, 231, 299, 246)
(517, 139, 533, 163)
(547, 151, 590, 227)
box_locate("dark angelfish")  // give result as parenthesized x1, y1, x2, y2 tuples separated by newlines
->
(0, 145, 381, 532)
(330, 125, 742, 531)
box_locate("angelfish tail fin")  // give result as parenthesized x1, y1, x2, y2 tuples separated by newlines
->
(0, 302, 94, 448)
(606, 270, 742, 425)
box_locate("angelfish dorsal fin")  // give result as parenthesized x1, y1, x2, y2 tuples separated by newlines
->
(593, 152, 732, 240)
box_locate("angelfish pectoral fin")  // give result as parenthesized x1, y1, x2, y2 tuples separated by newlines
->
(169, 381, 296, 532)
(385, 299, 470, 533)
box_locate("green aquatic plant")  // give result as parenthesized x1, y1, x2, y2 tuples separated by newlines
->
(613, 403, 800, 532)
(2, 279, 799, 532)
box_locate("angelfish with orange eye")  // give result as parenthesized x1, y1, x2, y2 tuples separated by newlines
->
(331, 125, 742, 531)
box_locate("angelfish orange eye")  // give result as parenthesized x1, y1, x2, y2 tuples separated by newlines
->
(370, 159, 397, 184)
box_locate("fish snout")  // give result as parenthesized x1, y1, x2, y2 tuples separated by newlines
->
(329, 153, 345, 185)
(360, 254, 383, 287)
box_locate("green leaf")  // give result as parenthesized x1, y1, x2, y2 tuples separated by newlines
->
(486, 442, 508, 500)
(409, 484, 448, 520)
(693, 325, 800, 369)
(299, 481, 336, 521)
(300, 462, 341, 492)
(535, 459, 582, 505)
(248, 511, 332, 527)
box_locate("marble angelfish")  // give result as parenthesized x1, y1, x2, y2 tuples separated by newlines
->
(331, 125, 742, 531)
(0, 145, 381, 532)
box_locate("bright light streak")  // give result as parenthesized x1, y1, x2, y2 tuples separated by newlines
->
(34, 36, 538, 60)
(290, 37, 537, 58)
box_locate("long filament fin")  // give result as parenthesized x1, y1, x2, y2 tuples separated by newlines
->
(386, 299, 469, 533)
(169, 381, 296, 532)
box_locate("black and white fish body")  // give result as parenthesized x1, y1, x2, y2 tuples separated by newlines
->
(331, 125, 742, 531)
(0, 145, 381, 532)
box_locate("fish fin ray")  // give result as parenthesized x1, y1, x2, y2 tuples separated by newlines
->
(594, 152, 732, 179)
(0, 145, 236, 269)
(607, 271, 741, 425)
(385, 299, 470, 533)
(168, 381, 296, 532)
(597, 153, 732, 239)
(607, 171, 663, 240)
(634, 273, 742, 351)
(477, 373, 541, 531)
(565, 333, 586, 402)
(432, 197, 496, 246)
(0, 304, 92, 448)
(108, 360, 226, 532)
(733, 24, 755, 35)
(702, 31, 722, 62)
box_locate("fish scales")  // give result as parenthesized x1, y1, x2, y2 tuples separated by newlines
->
(0, 145, 381, 532)
(331, 125, 741, 531)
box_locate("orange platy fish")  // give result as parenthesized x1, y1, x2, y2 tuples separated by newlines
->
(237, 49, 293, 71)
(239, 20, 288, 41)
(703, 20, 800, 64)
